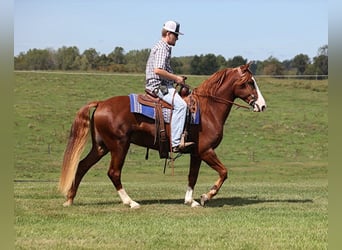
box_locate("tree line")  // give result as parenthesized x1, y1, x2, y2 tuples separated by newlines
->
(14, 45, 328, 77)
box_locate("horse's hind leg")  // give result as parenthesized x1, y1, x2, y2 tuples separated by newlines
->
(107, 140, 140, 209)
(64, 145, 108, 206)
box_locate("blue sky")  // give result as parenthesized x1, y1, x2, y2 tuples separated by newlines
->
(14, 0, 327, 61)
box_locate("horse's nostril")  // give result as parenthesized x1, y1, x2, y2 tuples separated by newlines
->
(261, 105, 266, 111)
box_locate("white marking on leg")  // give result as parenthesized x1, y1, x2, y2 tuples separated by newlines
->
(118, 189, 131, 205)
(184, 187, 201, 207)
(118, 189, 140, 208)
(184, 186, 193, 205)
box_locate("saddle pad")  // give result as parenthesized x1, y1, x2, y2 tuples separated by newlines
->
(129, 94, 172, 123)
(129, 94, 200, 124)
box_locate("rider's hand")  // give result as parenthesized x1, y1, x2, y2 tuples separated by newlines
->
(175, 75, 186, 85)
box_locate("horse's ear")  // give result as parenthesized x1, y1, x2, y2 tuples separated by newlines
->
(241, 61, 254, 72)
(240, 63, 249, 72)
(247, 61, 254, 68)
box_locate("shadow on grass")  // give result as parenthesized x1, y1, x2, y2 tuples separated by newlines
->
(136, 196, 313, 207)
(75, 196, 313, 207)
(203, 196, 313, 207)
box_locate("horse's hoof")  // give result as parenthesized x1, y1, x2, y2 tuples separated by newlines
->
(184, 198, 192, 206)
(63, 199, 73, 207)
(185, 199, 201, 207)
(130, 201, 141, 209)
(200, 194, 209, 206)
(191, 200, 201, 208)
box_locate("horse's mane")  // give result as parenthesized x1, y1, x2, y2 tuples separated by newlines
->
(197, 68, 231, 96)
(198, 66, 253, 95)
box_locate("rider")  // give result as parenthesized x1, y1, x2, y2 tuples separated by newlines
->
(145, 20, 194, 153)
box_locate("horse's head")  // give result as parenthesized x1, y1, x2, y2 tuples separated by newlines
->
(233, 62, 267, 112)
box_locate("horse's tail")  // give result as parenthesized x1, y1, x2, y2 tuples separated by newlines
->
(58, 101, 99, 196)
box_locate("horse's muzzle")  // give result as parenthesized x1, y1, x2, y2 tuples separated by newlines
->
(252, 103, 266, 112)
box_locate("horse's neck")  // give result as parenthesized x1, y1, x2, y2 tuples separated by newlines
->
(196, 92, 234, 127)
(211, 101, 233, 125)
(196, 70, 236, 125)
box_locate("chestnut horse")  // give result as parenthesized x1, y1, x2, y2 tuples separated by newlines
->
(59, 63, 266, 208)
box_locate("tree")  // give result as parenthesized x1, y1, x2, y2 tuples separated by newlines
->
(282, 60, 291, 70)
(190, 54, 221, 75)
(262, 56, 284, 75)
(171, 57, 184, 74)
(216, 55, 227, 69)
(190, 55, 201, 75)
(201, 54, 219, 75)
(19, 48, 56, 70)
(253, 60, 264, 75)
(125, 49, 150, 72)
(313, 45, 328, 76)
(108, 46, 126, 64)
(56, 46, 80, 70)
(14, 52, 27, 70)
(318, 44, 328, 57)
(292, 54, 310, 75)
(227, 56, 247, 68)
(313, 55, 328, 75)
(174, 56, 193, 75)
(82, 48, 100, 70)
(96, 54, 110, 70)
(78, 55, 89, 71)
(14, 44, 328, 75)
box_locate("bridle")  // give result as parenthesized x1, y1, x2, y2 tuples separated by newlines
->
(191, 89, 253, 110)
(176, 69, 257, 110)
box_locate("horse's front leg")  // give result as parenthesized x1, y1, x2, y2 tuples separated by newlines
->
(200, 149, 228, 206)
(184, 155, 202, 207)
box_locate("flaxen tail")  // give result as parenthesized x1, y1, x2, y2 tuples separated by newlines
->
(59, 101, 98, 196)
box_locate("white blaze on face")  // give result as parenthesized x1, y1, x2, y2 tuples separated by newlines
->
(252, 77, 267, 112)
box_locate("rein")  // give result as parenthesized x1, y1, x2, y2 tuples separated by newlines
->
(192, 89, 251, 110)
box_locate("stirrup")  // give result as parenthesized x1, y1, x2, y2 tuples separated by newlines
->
(172, 142, 195, 153)
(179, 141, 195, 149)
(180, 132, 194, 147)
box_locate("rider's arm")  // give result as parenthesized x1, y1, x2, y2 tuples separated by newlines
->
(154, 68, 185, 85)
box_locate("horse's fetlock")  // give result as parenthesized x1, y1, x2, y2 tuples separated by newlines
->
(200, 193, 209, 206)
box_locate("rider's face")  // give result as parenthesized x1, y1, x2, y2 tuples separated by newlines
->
(166, 32, 179, 46)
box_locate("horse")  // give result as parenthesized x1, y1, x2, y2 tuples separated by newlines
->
(59, 62, 267, 208)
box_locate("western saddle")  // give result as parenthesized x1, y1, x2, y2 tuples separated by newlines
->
(138, 86, 194, 159)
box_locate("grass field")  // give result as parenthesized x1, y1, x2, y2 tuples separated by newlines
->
(14, 71, 328, 249)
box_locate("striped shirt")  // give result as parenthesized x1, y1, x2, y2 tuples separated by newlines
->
(145, 40, 174, 91)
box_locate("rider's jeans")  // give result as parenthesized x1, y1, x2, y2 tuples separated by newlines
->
(156, 87, 187, 147)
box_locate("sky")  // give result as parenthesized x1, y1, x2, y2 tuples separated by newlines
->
(14, 0, 328, 61)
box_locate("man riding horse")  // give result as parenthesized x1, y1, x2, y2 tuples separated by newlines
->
(145, 20, 194, 153)
(58, 20, 267, 209)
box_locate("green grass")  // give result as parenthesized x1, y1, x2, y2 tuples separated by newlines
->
(14, 72, 327, 249)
